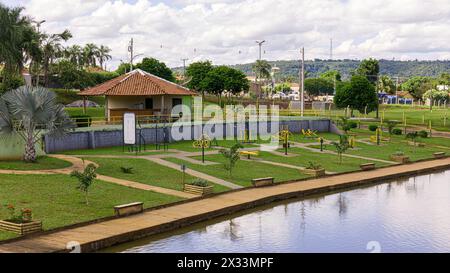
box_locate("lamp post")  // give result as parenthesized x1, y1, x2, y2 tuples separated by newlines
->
(32, 19, 45, 87)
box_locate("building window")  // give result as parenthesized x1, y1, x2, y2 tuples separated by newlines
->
(145, 98, 153, 109)
(172, 98, 182, 108)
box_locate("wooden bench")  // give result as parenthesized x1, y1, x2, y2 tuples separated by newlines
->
(240, 150, 259, 159)
(433, 152, 446, 159)
(114, 202, 144, 217)
(360, 163, 376, 171)
(251, 177, 274, 187)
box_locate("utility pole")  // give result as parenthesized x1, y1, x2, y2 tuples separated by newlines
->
(300, 47, 305, 117)
(255, 40, 266, 98)
(181, 58, 189, 79)
(32, 19, 45, 87)
(330, 38, 333, 60)
(395, 76, 400, 104)
(128, 38, 134, 72)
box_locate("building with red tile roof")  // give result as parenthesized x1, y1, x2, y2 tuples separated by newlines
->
(79, 69, 197, 121)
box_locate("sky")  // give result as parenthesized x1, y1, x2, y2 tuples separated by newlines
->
(3, 0, 450, 70)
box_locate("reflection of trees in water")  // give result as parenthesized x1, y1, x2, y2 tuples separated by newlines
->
(308, 196, 324, 208)
(219, 218, 242, 241)
(299, 201, 306, 235)
(337, 193, 348, 217)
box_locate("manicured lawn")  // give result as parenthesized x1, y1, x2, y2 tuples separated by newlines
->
(258, 148, 390, 173)
(313, 139, 444, 162)
(0, 156, 72, 171)
(84, 157, 230, 193)
(0, 174, 183, 240)
(65, 107, 105, 118)
(61, 145, 173, 156)
(290, 132, 341, 143)
(165, 154, 310, 187)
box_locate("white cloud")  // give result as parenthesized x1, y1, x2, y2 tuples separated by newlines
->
(9, 0, 450, 69)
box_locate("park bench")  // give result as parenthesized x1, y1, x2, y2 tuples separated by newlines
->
(251, 177, 274, 187)
(433, 152, 446, 159)
(360, 163, 376, 171)
(114, 202, 144, 217)
(240, 150, 259, 159)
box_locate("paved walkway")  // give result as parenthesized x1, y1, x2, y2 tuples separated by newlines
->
(146, 157, 242, 189)
(1, 157, 448, 253)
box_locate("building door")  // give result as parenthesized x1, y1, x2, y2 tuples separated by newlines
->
(145, 98, 153, 109)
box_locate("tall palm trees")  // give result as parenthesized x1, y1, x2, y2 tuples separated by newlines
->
(0, 4, 39, 90)
(40, 29, 72, 86)
(97, 45, 112, 70)
(83, 43, 98, 67)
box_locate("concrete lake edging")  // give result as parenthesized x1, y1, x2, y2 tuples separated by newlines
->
(0, 157, 449, 253)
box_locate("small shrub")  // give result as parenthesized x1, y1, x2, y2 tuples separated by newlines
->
(348, 121, 358, 129)
(71, 115, 92, 128)
(392, 128, 402, 135)
(368, 124, 378, 132)
(190, 179, 209, 187)
(120, 167, 134, 174)
(418, 130, 428, 138)
(306, 161, 322, 170)
(2, 204, 33, 223)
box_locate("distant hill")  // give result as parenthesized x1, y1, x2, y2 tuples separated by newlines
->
(231, 59, 450, 80)
(174, 59, 450, 80)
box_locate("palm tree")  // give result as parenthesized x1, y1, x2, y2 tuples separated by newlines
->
(0, 86, 74, 162)
(40, 29, 72, 86)
(64, 45, 84, 67)
(0, 4, 38, 89)
(97, 45, 112, 70)
(83, 43, 99, 67)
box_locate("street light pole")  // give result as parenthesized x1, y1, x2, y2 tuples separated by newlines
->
(255, 40, 266, 99)
(300, 47, 305, 117)
(32, 19, 45, 87)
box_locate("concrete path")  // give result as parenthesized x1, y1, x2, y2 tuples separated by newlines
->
(96, 175, 195, 199)
(245, 159, 337, 175)
(145, 157, 242, 190)
(1, 157, 448, 253)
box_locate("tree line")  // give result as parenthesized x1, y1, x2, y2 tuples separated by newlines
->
(0, 3, 113, 92)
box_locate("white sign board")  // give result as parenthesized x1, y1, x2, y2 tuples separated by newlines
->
(123, 113, 136, 145)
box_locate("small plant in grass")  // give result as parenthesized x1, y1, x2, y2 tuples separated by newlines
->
(393, 151, 405, 156)
(189, 178, 209, 187)
(332, 135, 350, 164)
(120, 166, 134, 174)
(338, 117, 352, 133)
(406, 131, 419, 151)
(418, 130, 428, 138)
(70, 163, 97, 205)
(306, 161, 322, 170)
(392, 128, 402, 135)
(219, 143, 243, 178)
(386, 120, 400, 137)
(368, 124, 378, 132)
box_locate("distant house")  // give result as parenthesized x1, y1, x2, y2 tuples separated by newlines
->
(79, 69, 197, 121)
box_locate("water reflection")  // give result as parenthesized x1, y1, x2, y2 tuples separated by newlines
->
(106, 170, 450, 253)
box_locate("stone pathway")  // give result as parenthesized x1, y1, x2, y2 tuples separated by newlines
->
(1, 157, 448, 253)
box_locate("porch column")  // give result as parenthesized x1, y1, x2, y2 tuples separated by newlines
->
(161, 95, 165, 115)
(105, 96, 109, 122)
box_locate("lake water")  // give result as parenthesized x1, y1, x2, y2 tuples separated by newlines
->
(106, 170, 450, 253)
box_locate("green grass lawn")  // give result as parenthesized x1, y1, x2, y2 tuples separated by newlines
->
(60, 145, 174, 156)
(260, 148, 390, 173)
(165, 154, 310, 187)
(0, 174, 183, 241)
(84, 157, 230, 193)
(0, 156, 72, 170)
(312, 139, 445, 162)
(65, 107, 105, 118)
